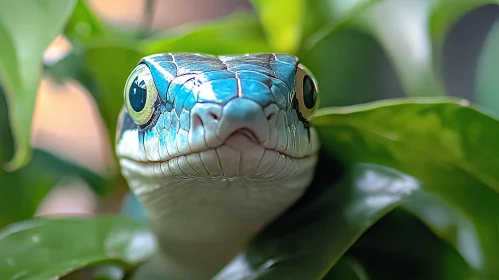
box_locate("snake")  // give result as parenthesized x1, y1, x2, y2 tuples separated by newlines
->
(116, 53, 320, 279)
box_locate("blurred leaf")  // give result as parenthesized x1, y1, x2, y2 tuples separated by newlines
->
(64, 0, 106, 45)
(352, 0, 447, 97)
(250, 0, 303, 53)
(0, 0, 76, 170)
(305, 0, 380, 46)
(476, 19, 499, 117)
(91, 265, 125, 280)
(139, 0, 156, 38)
(144, 14, 272, 55)
(84, 45, 145, 143)
(215, 162, 420, 280)
(429, 1, 499, 55)
(44, 51, 98, 97)
(0, 159, 54, 229)
(299, 29, 403, 108)
(323, 257, 369, 280)
(0, 93, 45, 226)
(0, 149, 107, 229)
(308, 1, 499, 98)
(312, 98, 499, 276)
(31, 149, 108, 195)
(0, 216, 156, 280)
(0, 88, 14, 164)
(0, 89, 106, 228)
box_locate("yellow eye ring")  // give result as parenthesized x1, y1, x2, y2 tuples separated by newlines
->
(124, 64, 158, 125)
(294, 63, 319, 121)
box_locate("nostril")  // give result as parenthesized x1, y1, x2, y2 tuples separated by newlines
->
(266, 112, 275, 121)
(210, 113, 218, 120)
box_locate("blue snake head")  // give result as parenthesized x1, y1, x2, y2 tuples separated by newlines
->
(116, 53, 320, 180)
(115, 53, 320, 278)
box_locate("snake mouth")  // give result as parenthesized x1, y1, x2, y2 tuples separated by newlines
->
(120, 151, 315, 182)
(120, 146, 309, 165)
(228, 129, 258, 143)
(224, 129, 260, 151)
(118, 143, 316, 180)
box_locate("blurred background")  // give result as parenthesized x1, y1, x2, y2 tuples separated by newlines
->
(1, 1, 499, 279)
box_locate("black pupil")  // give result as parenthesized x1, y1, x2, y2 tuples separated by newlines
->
(129, 76, 147, 112)
(303, 75, 316, 109)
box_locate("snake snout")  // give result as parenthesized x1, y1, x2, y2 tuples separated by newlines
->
(216, 98, 270, 145)
(188, 98, 279, 152)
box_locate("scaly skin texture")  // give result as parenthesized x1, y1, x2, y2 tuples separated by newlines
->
(116, 53, 320, 279)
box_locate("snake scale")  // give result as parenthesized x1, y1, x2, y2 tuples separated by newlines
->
(116, 53, 320, 279)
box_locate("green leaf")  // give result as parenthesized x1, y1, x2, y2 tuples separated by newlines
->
(0, 0, 77, 170)
(215, 162, 419, 280)
(298, 29, 402, 108)
(304, 0, 380, 47)
(250, 0, 303, 53)
(0, 216, 156, 280)
(312, 98, 499, 276)
(428, 1, 499, 55)
(144, 14, 272, 55)
(63, 0, 106, 45)
(43, 51, 98, 97)
(92, 265, 126, 280)
(323, 257, 369, 280)
(476, 19, 499, 117)
(83, 44, 145, 144)
(308, 1, 499, 98)
(0, 163, 53, 229)
(402, 191, 496, 279)
(0, 90, 106, 228)
(0, 149, 107, 229)
(352, 0, 447, 97)
(349, 209, 473, 280)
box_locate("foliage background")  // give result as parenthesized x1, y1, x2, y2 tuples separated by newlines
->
(0, 0, 498, 279)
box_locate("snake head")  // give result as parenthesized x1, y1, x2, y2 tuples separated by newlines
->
(116, 53, 320, 180)
(116, 54, 322, 278)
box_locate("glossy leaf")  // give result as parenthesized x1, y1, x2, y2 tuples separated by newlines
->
(0, 0, 76, 170)
(0, 216, 156, 280)
(250, 0, 304, 53)
(144, 14, 272, 55)
(476, 19, 499, 117)
(312, 98, 499, 276)
(215, 162, 420, 280)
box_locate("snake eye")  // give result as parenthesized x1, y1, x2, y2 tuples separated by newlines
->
(294, 63, 318, 121)
(124, 64, 158, 125)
